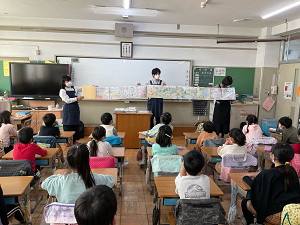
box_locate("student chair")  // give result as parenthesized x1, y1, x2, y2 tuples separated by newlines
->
(90, 156, 116, 169)
(21, 118, 32, 128)
(0, 159, 42, 213)
(203, 138, 226, 147)
(103, 136, 123, 147)
(172, 198, 228, 225)
(44, 202, 78, 225)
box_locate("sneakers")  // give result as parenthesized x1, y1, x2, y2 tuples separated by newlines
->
(139, 159, 146, 166)
(123, 162, 129, 167)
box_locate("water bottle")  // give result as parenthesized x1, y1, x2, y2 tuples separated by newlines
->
(56, 103, 59, 109)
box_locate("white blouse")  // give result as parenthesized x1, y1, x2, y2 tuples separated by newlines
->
(59, 88, 78, 104)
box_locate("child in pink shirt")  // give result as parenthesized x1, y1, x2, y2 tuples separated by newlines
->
(0, 110, 18, 154)
(242, 115, 263, 153)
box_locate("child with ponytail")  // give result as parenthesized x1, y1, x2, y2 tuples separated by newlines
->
(87, 126, 114, 157)
(242, 115, 263, 153)
(241, 143, 300, 225)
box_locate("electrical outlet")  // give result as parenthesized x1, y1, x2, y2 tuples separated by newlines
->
(271, 86, 277, 95)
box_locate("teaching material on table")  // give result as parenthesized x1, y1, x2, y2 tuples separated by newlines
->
(82, 85, 97, 99)
(262, 97, 275, 111)
(192, 67, 214, 87)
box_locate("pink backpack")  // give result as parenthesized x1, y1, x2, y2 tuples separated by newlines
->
(90, 156, 116, 168)
(290, 154, 300, 177)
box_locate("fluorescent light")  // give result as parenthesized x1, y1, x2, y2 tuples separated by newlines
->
(261, 0, 300, 19)
(123, 0, 131, 9)
(94, 7, 157, 17)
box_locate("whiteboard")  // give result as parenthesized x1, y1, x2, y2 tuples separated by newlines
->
(56, 57, 191, 87)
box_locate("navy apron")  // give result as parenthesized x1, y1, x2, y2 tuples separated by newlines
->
(147, 80, 163, 118)
(62, 88, 80, 125)
(213, 85, 231, 125)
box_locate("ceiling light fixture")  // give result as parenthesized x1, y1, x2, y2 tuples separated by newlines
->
(123, 0, 132, 9)
(94, 7, 157, 17)
(261, 0, 300, 19)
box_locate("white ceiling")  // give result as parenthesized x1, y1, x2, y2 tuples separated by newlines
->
(0, 0, 300, 28)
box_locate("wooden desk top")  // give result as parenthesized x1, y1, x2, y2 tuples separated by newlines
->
(183, 132, 199, 139)
(0, 176, 33, 197)
(255, 146, 271, 155)
(113, 147, 125, 158)
(147, 147, 189, 157)
(115, 112, 152, 115)
(154, 176, 224, 198)
(57, 131, 75, 139)
(2, 148, 59, 160)
(201, 147, 220, 157)
(89, 132, 126, 139)
(269, 131, 282, 137)
(13, 115, 31, 121)
(55, 168, 118, 187)
(228, 172, 259, 191)
(139, 133, 146, 139)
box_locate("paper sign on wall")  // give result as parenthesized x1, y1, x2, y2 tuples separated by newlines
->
(284, 82, 292, 99)
(297, 86, 300, 96)
(3, 61, 14, 76)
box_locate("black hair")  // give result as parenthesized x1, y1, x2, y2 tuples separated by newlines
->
(271, 143, 296, 192)
(222, 76, 233, 87)
(183, 150, 204, 176)
(18, 127, 34, 144)
(0, 110, 11, 126)
(245, 115, 258, 133)
(43, 113, 56, 127)
(161, 112, 172, 125)
(152, 68, 161, 75)
(229, 128, 245, 146)
(101, 112, 113, 125)
(67, 144, 95, 189)
(60, 75, 71, 89)
(279, 116, 292, 129)
(203, 121, 215, 133)
(90, 126, 106, 157)
(156, 125, 172, 147)
(75, 185, 117, 225)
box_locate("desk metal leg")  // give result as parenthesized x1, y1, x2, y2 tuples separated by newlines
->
(147, 156, 153, 195)
(31, 179, 43, 213)
(117, 157, 124, 196)
(69, 136, 73, 146)
(184, 137, 188, 148)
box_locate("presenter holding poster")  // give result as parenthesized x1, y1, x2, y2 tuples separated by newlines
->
(59, 75, 84, 146)
(137, 68, 166, 128)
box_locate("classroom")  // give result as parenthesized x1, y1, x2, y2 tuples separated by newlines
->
(1, 0, 300, 224)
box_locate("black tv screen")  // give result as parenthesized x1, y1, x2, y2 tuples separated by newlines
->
(10, 63, 69, 99)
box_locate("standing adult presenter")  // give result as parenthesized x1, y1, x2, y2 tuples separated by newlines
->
(213, 76, 238, 138)
(137, 68, 166, 128)
(59, 75, 84, 146)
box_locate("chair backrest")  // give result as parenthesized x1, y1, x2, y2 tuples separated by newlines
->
(0, 159, 33, 177)
(290, 154, 300, 177)
(89, 156, 116, 168)
(44, 202, 77, 225)
(203, 138, 226, 147)
(151, 155, 183, 177)
(103, 136, 122, 147)
(33, 136, 56, 148)
(0, 101, 12, 113)
(250, 137, 277, 156)
(21, 118, 32, 128)
(174, 198, 227, 225)
(221, 154, 257, 168)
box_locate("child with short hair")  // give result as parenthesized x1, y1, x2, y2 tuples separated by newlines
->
(175, 150, 210, 199)
(242, 115, 263, 153)
(195, 121, 218, 150)
(0, 110, 18, 154)
(138, 112, 173, 165)
(152, 125, 178, 156)
(100, 113, 117, 137)
(75, 185, 117, 225)
(279, 116, 299, 144)
(13, 127, 47, 176)
(87, 126, 114, 157)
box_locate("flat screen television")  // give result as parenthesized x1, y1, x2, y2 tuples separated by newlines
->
(9, 63, 69, 99)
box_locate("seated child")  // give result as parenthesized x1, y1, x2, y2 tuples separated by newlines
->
(100, 113, 117, 137)
(42, 144, 115, 204)
(13, 127, 47, 176)
(279, 116, 299, 144)
(293, 128, 300, 154)
(152, 125, 178, 156)
(175, 150, 210, 199)
(39, 113, 66, 164)
(75, 185, 117, 225)
(242, 115, 263, 153)
(0, 110, 18, 153)
(206, 128, 247, 179)
(242, 143, 300, 224)
(195, 121, 218, 150)
(139, 112, 173, 165)
(87, 126, 114, 157)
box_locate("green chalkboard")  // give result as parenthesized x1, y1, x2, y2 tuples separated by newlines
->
(214, 67, 255, 100)
(192, 67, 214, 87)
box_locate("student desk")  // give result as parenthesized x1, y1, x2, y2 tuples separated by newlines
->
(201, 147, 222, 163)
(146, 147, 189, 195)
(255, 145, 271, 170)
(2, 148, 60, 174)
(115, 112, 152, 148)
(55, 168, 118, 187)
(154, 176, 224, 225)
(12, 115, 32, 125)
(183, 132, 199, 148)
(138, 133, 146, 149)
(113, 147, 125, 196)
(268, 130, 283, 142)
(88, 132, 126, 146)
(50, 131, 75, 146)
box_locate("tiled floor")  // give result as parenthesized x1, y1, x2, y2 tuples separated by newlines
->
(15, 136, 249, 225)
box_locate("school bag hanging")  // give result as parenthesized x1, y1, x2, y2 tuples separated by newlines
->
(281, 204, 300, 225)
(227, 187, 238, 223)
(250, 137, 277, 156)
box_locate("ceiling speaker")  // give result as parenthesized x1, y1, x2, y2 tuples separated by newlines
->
(115, 23, 133, 38)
